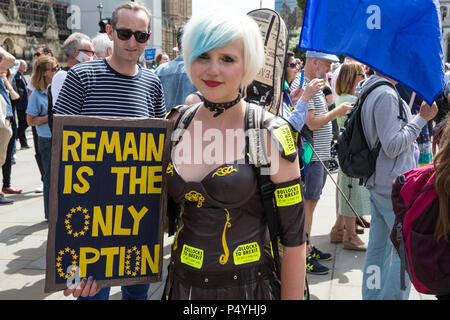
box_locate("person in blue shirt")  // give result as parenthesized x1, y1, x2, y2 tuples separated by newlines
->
(26, 55, 59, 220)
(155, 26, 197, 111)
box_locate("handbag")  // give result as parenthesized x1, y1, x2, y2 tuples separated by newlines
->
(0, 95, 12, 166)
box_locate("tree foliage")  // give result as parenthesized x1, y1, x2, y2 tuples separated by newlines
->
(296, 0, 307, 13)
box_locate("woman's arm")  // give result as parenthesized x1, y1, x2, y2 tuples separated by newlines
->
(267, 133, 306, 300)
(281, 244, 306, 300)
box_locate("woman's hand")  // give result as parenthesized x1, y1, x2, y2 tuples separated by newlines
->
(290, 86, 304, 105)
(63, 276, 100, 298)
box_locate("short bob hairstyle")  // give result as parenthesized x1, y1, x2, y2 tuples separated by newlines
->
(182, 8, 264, 87)
(30, 56, 58, 91)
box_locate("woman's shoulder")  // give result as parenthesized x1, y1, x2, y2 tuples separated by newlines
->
(336, 93, 357, 105)
(257, 108, 298, 163)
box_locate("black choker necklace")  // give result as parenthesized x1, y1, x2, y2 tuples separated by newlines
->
(203, 93, 241, 117)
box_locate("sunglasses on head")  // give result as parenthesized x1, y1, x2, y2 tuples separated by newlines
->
(115, 28, 150, 43)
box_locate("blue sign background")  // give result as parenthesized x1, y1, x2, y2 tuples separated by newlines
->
(52, 124, 166, 286)
(145, 48, 156, 61)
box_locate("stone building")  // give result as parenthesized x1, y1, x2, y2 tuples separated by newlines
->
(274, 0, 302, 38)
(161, 0, 191, 58)
(0, 0, 71, 64)
(441, 0, 450, 62)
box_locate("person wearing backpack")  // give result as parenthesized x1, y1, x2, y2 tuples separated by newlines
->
(430, 114, 450, 300)
(359, 71, 438, 300)
(162, 8, 307, 300)
(390, 114, 450, 300)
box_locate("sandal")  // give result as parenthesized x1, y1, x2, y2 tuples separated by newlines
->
(343, 235, 367, 251)
(330, 228, 344, 243)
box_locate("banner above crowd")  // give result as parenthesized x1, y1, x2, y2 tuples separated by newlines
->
(299, 0, 444, 105)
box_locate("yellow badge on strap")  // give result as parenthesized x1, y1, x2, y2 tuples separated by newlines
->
(274, 183, 302, 207)
(233, 242, 261, 265)
(272, 124, 296, 156)
(181, 244, 204, 269)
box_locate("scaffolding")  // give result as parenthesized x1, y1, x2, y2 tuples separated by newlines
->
(0, 0, 72, 40)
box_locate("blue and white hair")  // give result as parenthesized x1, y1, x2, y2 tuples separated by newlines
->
(182, 8, 264, 87)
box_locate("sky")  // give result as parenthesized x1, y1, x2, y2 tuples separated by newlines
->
(192, 0, 275, 15)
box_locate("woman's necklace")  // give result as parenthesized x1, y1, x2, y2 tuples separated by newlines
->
(203, 93, 241, 117)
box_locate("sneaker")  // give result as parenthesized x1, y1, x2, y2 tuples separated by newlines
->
(35, 183, 43, 193)
(309, 246, 333, 261)
(306, 255, 329, 275)
(0, 194, 14, 204)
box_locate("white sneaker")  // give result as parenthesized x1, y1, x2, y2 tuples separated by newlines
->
(35, 183, 43, 193)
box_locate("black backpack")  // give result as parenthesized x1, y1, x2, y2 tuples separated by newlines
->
(337, 81, 406, 183)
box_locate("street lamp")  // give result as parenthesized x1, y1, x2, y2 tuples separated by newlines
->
(97, 0, 103, 21)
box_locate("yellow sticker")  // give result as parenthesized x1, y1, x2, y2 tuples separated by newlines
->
(272, 124, 296, 156)
(181, 244, 204, 269)
(274, 184, 302, 207)
(233, 242, 261, 265)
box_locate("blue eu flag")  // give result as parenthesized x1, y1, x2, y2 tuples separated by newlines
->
(299, 0, 444, 105)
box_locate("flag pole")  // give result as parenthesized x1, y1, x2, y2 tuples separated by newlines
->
(408, 92, 416, 109)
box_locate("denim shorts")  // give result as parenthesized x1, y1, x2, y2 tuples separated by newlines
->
(304, 161, 329, 200)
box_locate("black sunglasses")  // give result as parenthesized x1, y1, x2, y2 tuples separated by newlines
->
(289, 62, 298, 68)
(79, 49, 95, 56)
(115, 28, 150, 43)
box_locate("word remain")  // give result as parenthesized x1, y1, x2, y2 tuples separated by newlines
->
(62, 130, 165, 162)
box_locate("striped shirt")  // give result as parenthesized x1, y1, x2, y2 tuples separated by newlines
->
(53, 58, 166, 119)
(303, 77, 332, 161)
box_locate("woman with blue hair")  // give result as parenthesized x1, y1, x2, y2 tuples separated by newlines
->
(164, 8, 307, 300)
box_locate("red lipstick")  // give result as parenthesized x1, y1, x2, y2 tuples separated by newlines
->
(203, 80, 222, 87)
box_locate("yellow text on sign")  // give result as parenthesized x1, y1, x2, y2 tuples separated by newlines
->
(78, 244, 159, 278)
(274, 184, 302, 207)
(91, 205, 149, 237)
(110, 166, 162, 195)
(62, 130, 165, 162)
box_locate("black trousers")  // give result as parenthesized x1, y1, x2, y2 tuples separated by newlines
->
(2, 117, 17, 188)
(15, 108, 28, 147)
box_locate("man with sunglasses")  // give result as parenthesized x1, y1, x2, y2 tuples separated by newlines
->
(54, 2, 165, 300)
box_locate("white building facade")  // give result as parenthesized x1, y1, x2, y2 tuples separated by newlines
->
(67, 0, 162, 55)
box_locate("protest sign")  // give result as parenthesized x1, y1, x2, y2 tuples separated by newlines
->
(45, 115, 173, 292)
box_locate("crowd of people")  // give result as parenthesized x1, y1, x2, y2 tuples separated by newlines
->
(0, 1, 449, 301)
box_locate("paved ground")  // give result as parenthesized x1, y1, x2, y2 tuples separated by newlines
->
(0, 129, 435, 300)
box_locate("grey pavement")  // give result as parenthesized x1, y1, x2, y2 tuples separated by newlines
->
(0, 129, 435, 300)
